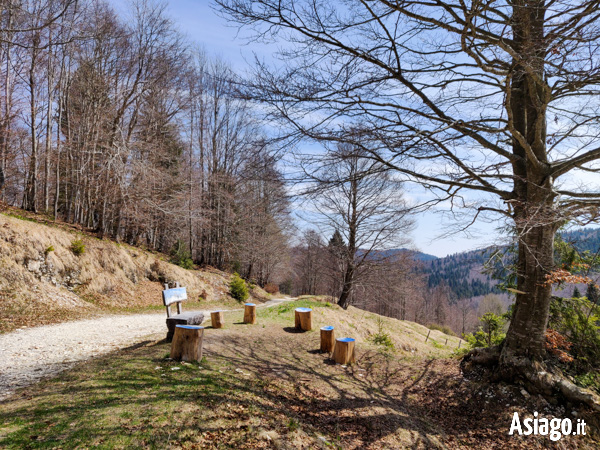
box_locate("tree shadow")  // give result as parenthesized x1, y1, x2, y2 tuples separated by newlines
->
(282, 327, 305, 334)
(0, 325, 564, 449)
(121, 340, 154, 351)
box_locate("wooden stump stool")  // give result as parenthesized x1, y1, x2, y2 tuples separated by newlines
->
(320, 326, 335, 353)
(333, 337, 356, 365)
(170, 325, 204, 362)
(211, 310, 224, 329)
(243, 303, 257, 324)
(295, 307, 312, 331)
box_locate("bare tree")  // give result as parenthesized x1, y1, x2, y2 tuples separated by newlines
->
(294, 229, 326, 295)
(218, 0, 600, 390)
(353, 251, 426, 321)
(307, 144, 413, 308)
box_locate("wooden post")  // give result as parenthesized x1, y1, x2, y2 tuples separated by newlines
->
(425, 330, 431, 342)
(445, 338, 448, 346)
(295, 307, 312, 331)
(170, 325, 204, 362)
(243, 303, 257, 324)
(458, 340, 461, 349)
(320, 326, 335, 353)
(211, 310, 224, 329)
(333, 337, 356, 365)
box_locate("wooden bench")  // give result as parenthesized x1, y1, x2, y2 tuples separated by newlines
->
(162, 282, 205, 341)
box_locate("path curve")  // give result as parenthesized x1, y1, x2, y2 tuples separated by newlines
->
(0, 297, 295, 400)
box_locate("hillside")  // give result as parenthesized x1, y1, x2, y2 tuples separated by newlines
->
(415, 227, 600, 302)
(375, 248, 439, 262)
(0, 214, 598, 448)
(1, 298, 597, 448)
(0, 209, 269, 333)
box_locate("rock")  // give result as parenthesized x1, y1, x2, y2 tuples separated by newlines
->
(27, 260, 41, 273)
(521, 389, 530, 398)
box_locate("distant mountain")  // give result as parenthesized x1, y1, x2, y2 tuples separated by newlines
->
(561, 228, 600, 254)
(377, 248, 439, 262)
(418, 227, 600, 301)
(420, 248, 501, 301)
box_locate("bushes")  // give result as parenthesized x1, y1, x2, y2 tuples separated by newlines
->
(229, 273, 249, 302)
(169, 240, 194, 269)
(70, 239, 85, 255)
(464, 312, 506, 349)
(370, 331, 395, 350)
(264, 283, 279, 294)
(548, 296, 600, 372)
(546, 295, 600, 392)
(370, 317, 395, 350)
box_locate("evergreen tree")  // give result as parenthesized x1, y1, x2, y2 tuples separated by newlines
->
(586, 283, 599, 304)
(328, 230, 345, 251)
(572, 287, 582, 298)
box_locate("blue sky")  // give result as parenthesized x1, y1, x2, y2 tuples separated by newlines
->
(130, 0, 503, 257)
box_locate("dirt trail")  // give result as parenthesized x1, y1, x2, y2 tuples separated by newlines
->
(0, 297, 294, 400)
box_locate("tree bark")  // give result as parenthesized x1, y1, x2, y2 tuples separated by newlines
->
(24, 34, 40, 212)
(320, 326, 335, 353)
(294, 307, 312, 331)
(243, 303, 256, 324)
(501, 210, 557, 364)
(500, 1, 557, 365)
(170, 325, 204, 362)
(211, 310, 224, 329)
(333, 337, 356, 365)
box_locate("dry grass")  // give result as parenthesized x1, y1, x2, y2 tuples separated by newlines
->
(1, 299, 596, 449)
(0, 212, 269, 333)
(257, 296, 464, 356)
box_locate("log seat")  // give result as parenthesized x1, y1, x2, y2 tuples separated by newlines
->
(162, 283, 205, 341)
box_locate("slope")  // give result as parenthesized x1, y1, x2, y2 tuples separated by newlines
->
(1, 298, 596, 449)
(0, 209, 268, 333)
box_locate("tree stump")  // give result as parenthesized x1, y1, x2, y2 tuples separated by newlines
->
(333, 337, 356, 365)
(320, 326, 335, 353)
(295, 307, 312, 331)
(211, 310, 224, 329)
(170, 325, 204, 362)
(243, 303, 257, 324)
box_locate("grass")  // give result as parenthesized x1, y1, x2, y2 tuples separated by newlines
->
(260, 297, 332, 319)
(70, 239, 86, 255)
(0, 302, 459, 449)
(1, 302, 597, 449)
(3, 212, 40, 223)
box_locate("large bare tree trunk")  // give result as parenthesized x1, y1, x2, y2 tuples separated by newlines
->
(500, 1, 556, 365)
(501, 216, 556, 364)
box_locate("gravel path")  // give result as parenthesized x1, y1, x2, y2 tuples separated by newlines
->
(0, 313, 170, 400)
(0, 298, 293, 400)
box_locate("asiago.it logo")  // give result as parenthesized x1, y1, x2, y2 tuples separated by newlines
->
(509, 411, 586, 442)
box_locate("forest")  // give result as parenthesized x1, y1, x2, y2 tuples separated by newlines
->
(0, 0, 471, 334)
(0, 0, 290, 286)
(2, 0, 600, 340)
